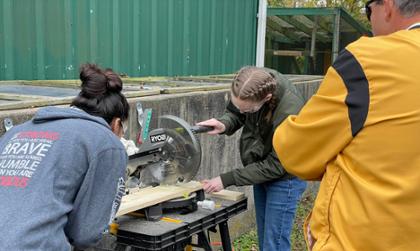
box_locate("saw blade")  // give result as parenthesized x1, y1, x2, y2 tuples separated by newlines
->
(157, 116, 202, 184)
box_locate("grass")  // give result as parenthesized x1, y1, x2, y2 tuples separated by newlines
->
(291, 191, 315, 251)
(233, 230, 259, 251)
(232, 191, 315, 251)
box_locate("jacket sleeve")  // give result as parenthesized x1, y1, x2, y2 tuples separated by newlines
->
(273, 50, 367, 180)
(220, 79, 306, 187)
(220, 148, 287, 187)
(65, 148, 127, 249)
(217, 101, 245, 136)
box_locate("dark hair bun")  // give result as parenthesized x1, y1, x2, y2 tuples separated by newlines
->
(73, 63, 129, 124)
(104, 69, 123, 93)
(79, 64, 122, 98)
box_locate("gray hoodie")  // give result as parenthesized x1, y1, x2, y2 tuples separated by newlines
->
(0, 107, 127, 250)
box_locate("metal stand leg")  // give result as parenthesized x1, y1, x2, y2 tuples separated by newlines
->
(197, 231, 212, 251)
(219, 221, 232, 251)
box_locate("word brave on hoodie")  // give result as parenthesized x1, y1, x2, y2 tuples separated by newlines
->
(0, 131, 59, 188)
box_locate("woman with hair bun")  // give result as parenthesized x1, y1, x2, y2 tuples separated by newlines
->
(0, 64, 130, 250)
(197, 66, 306, 251)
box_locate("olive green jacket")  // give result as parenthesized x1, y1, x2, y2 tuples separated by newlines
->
(218, 69, 305, 187)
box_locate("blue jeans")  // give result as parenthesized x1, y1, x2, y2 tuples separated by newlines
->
(253, 177, 306, 251)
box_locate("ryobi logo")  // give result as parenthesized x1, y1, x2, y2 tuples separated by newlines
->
(150, 134, 167, 143)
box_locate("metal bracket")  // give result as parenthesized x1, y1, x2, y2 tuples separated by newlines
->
(3, 118, 13, 131)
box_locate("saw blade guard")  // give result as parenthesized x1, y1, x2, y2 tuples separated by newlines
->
(157, 115, 202, 184)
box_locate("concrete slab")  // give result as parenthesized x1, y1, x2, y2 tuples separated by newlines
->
(0, 84, 79, 97)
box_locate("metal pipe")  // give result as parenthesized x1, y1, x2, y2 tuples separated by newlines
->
(332, 9, 341, 62)
(256, 0, 268, 67)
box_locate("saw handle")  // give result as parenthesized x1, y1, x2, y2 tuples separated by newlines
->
(190, 125, 214, 134)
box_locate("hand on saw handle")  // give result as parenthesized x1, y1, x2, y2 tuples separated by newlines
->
(202, 176, 224, 193)
(196, 119, 225, 135)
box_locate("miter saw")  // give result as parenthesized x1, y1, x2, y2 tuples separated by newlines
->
(125, 113, 212, 190)
(123, 109, 212, 220)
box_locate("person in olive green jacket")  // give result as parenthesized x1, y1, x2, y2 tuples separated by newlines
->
(197, 66, 306, 251)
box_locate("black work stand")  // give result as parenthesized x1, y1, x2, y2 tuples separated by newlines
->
(114, 197, 247, 251)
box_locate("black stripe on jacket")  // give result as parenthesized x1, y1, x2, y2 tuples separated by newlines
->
(333, 49, 369, 137)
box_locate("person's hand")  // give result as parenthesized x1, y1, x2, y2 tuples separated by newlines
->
(202, 176, 224, 193)
(196, 119, 226, 135)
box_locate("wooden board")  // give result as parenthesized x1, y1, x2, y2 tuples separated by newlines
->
(210, 189, 245, 202)
(116, 181, 203, 217)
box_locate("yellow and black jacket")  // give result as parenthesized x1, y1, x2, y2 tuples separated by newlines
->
(273, 26, 420, 251)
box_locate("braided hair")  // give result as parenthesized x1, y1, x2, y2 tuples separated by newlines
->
(231, 66, 278, 121)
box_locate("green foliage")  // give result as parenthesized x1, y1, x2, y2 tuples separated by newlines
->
(233, 229, 259, 250)
(268, 0, 296, 7)
(267, 0, 371, 29)
(232, 190, 316, 251)
(291, 189, 316, 251)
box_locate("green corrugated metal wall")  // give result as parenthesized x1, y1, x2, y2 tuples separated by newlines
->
(0, 0, 258, 80)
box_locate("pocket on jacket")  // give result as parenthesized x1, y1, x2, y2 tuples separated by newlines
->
(309, 163, 341, 250)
